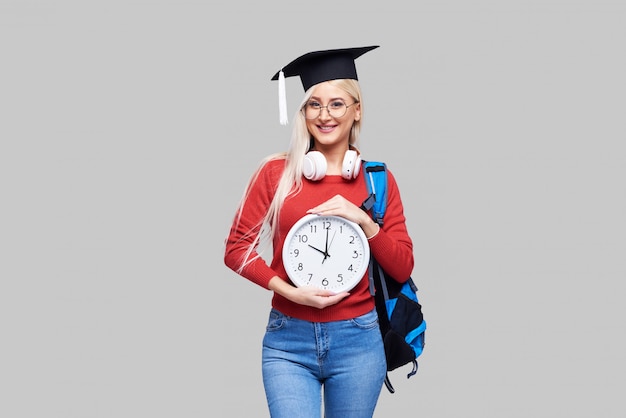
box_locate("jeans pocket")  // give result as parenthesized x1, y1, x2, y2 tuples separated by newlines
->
(265, 308, 287, 332)
(350, 308, 380, 330)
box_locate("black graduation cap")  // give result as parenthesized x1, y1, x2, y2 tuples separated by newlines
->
(271, 46, 379, 125)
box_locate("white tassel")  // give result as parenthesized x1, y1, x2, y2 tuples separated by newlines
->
(278, 69, 288, 125)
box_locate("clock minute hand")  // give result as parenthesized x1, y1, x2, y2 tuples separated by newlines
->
(322, 228, 330, 263)
(322, 230, 337, 264)
(324, 228, 329, 253)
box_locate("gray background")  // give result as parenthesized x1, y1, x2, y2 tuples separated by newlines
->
(1, 1, 625, 417)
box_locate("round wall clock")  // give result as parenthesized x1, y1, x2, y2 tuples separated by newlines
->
(282, 214, 370, 293)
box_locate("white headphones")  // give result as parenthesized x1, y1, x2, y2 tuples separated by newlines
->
(302, 149, 362, 181)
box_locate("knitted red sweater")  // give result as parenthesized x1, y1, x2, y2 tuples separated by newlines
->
(224, 158, 414, 322)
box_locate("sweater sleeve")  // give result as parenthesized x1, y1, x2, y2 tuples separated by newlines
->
(223, 159, 284, 289)
(366, 168, 414, 283)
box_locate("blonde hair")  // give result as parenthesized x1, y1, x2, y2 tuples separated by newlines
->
(230, 79, 363, 273)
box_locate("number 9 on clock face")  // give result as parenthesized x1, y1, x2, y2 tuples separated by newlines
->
(282, 214, 371, 293)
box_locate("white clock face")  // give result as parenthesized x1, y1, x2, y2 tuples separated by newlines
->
(282, 214, 370, 293)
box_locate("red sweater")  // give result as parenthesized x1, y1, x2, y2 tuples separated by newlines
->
(224, 158, 414, 322)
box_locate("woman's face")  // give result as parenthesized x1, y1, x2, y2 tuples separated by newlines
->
(305, 82, 361, 149)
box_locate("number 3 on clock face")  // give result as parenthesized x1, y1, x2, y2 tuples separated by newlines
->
(282, 214, 371, 293)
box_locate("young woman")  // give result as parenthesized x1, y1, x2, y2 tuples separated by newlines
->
(224, 46, 415, 418)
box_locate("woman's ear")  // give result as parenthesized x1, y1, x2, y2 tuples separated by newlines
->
(354, 103, 361, 121)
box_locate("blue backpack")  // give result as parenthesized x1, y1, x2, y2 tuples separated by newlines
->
(361, 161, 427, 394)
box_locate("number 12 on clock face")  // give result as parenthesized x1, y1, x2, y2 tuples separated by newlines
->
(282, 214, 371, 293)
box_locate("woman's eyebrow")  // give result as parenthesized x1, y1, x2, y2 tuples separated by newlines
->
(308, 96, 347, 101)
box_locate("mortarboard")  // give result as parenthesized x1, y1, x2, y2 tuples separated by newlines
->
(271, 46, 379, 125)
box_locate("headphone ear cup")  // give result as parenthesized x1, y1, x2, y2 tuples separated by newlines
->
(303, 151, 327, 181)
(353, 152, 362, 178)
(342, 149, 362, 180)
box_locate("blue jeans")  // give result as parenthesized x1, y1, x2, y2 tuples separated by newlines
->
(262, 308, 387, 418)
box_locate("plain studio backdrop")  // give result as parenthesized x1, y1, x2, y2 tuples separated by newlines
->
(1, 1, 624, 417)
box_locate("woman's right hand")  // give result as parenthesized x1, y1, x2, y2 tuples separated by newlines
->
(268, 276, 349, 309)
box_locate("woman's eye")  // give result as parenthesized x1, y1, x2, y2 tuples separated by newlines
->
(308, 102, 321, 109)
(329, 101, 345, 109)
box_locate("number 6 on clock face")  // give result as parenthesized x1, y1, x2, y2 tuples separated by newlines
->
(282, 214, 371, 293)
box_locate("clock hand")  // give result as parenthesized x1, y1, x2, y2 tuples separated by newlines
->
(322, 228, 330, 263)
(308, 244, 331, 264)
(324, 228, 329, 254)
(308, 244, 326, 256)
(321, 229, 338, 264)
(327, 230, 337, 252)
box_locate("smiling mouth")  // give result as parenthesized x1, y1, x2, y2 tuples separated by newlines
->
(318, 125, 336, 132)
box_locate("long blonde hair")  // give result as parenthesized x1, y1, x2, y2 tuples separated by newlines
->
(230, 79, 364, 273)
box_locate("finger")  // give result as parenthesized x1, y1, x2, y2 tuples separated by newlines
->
(307, 204, 332, 214)
(307, 195, 346, 214)
(314, 289, 339, 297)
(317, 293, 350, 307)
(319, 292, 350, 301)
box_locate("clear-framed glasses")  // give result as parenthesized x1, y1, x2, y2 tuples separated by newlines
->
(302, 99, 359, 119)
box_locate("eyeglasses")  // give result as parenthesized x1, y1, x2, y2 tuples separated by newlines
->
(302, 99, 359, 119)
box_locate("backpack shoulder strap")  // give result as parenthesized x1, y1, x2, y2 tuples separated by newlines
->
(360, 160, 388, 226)
(361, 160, 388, 297)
